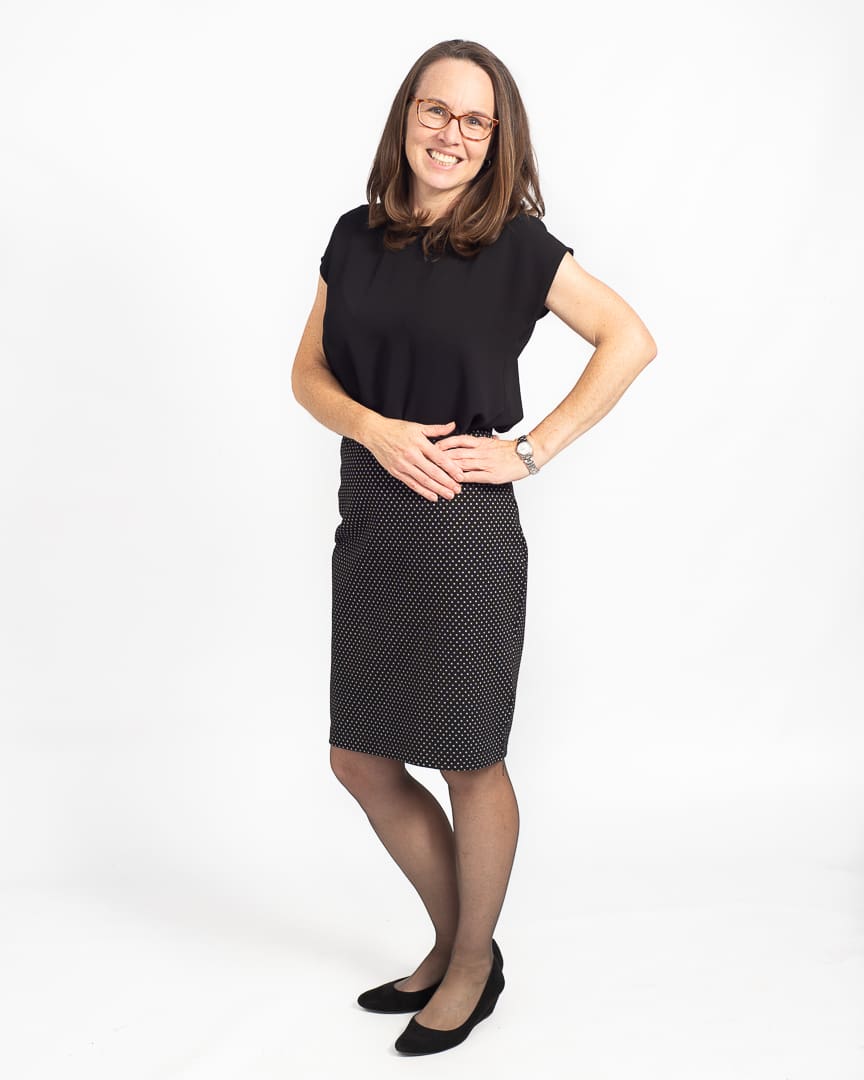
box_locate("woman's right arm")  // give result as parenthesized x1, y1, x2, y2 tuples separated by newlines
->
(291, 275, 464, 502)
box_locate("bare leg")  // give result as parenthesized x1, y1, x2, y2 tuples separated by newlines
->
(412, 758, 520, 1030)
(329, 746, 460, 990)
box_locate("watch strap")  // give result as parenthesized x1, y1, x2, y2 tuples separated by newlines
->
(515, 434, 540, 476)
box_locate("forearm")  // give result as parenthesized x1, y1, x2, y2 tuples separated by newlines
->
(295, 352, 470, 501)
(528, 331, 656, 469)
(292, 354, 383, 447)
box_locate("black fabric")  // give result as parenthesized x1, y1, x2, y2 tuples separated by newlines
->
(320, 205, 573, 434)
(329, 430, 527, 770)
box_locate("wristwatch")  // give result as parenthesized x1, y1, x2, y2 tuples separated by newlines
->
(515, 434, 539, 476)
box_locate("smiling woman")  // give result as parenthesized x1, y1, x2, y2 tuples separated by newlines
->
(365, 41, 545, 256)
(291, 37, 656, 1059)
(402, 61, 495, 215)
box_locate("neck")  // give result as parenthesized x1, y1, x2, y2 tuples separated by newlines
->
(411, 186, 459, 225)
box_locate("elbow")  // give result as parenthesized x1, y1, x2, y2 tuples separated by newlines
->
(291, 361, 308, 407)
(291, 377, 308, 410)
(637, 329, 658, 365)
(602, 322, 657, 367)
(292, 340, 330, 406)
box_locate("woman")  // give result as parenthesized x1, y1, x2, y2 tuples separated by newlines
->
(292, 39, 656, 1056)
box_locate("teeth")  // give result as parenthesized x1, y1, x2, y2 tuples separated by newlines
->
(429, 150, 459, 164)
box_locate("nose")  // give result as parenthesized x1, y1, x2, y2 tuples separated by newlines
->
(437, 116, 462, 142)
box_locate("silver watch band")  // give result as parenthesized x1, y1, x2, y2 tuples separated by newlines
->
(515, 434, 539, 476)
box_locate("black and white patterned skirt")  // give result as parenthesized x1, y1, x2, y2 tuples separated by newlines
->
(329, 429, 529, 771)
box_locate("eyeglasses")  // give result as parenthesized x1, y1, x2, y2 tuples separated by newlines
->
(410, 98, 499, 142)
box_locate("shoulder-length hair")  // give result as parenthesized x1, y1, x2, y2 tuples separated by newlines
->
(366, 39, 545, 258)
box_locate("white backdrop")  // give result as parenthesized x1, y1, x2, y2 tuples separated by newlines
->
(1, 1, 862, 1077)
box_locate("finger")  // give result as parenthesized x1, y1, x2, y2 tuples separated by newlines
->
(395, 468, 440, 502)
(410, 481, 440, 502)
(420, 420, 457, 437)
(428, 447, 467, 483)
(391, 447, 462, 492)
(413, 447, 463, 486)
(441, 449, 484, 464)
(403, 463, 462, 500)
(399, 442, 462, 486)
(460, 468, 501, 483)
(435, 435, 480, 451)
(432, 457, 465, 485)
(418, 460, 463, 494)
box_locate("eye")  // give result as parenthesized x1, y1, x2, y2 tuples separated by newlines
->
(465, 115, 484, 128)
(424, 104, 447, 117)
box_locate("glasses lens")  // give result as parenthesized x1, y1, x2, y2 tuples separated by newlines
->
(459, 114, 494, 140)
(417, 101, 449, 129)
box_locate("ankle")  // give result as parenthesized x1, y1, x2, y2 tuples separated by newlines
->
(430, 939, 454, 960)
(444, 947, 494, 977)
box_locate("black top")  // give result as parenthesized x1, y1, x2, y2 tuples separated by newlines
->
(319, 204, 573, 434)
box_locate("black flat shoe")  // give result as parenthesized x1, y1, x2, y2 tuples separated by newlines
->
(357, 940, 502, 1014)
(394, 945, 505, 1055)
(357, 976, 442, 1013)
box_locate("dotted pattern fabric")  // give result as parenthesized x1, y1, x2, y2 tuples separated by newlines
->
(330, 430, 528, 771)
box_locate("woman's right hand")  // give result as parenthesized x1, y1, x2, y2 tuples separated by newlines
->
(361, 418, 464, 503)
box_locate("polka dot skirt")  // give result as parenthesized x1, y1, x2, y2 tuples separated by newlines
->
(330, 430, 528, 771)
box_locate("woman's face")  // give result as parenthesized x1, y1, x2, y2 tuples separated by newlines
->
(404, 58, 495, 220)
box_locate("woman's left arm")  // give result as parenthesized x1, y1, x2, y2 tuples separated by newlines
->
(438, 253, 657, 481)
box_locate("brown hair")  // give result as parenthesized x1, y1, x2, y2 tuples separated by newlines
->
(366, 40, 545, 258)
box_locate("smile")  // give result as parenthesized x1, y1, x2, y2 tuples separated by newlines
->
(427, 149, 461, 166)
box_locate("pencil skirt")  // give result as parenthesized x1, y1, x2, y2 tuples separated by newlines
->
(329, 429, 528, 771)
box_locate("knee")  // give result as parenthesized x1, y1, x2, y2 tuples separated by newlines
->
(440, 759, 505, 793)
(330, 745, 406, 799)
(329, 745, 365, 789)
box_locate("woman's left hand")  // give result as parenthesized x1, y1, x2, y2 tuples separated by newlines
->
(433, 433, 528, 484)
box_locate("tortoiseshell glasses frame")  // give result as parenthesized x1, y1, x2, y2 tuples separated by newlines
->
(410, 98, 499, 142)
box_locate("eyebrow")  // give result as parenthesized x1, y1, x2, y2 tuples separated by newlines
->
(424, 96, 493, 118)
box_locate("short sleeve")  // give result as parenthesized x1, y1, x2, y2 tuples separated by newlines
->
(320, 225, 336, 284)
(319, 205, 368, 284)
(511, 214, 574, 322)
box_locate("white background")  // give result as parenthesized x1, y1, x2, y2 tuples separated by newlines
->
(1, 1, 862, 1077)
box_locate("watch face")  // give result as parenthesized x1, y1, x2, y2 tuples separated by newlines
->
(517, 441, 532, 457)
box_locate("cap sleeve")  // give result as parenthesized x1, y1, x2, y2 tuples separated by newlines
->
(320, 224, 336, 283)
(319, 204, 370, 284)
(511, 214, 574, 322)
